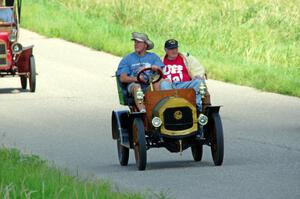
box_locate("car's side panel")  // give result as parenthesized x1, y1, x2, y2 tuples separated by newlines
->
(17, 46, 33, 73)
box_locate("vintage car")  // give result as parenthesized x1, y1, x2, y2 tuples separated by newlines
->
(112, 67, 224, 170)
(0, 0, 36, 92)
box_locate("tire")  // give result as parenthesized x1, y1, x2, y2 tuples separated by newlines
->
(191, 143, 203, 161)
(209, 113, 224, 166)
(29, 56, 36, 92)
(133, 118, 147, 170)
(20, 75, 27, 89)
(117, 139, 129, 166)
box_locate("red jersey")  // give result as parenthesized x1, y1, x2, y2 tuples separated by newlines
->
(163, 55, 191, 82)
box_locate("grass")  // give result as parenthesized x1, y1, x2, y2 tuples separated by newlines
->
(21, 0, 300, 97)
(0, 147, 144, 199)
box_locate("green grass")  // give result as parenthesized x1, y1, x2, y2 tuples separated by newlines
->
(0, 148, 144, 199)
(21, 0, 300, 97)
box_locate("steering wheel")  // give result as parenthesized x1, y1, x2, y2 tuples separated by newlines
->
(137, 67, 163, 85)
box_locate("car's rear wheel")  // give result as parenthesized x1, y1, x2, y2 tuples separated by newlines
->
(133, 117, 147, 170)
(191, 142, 203, 161)
(20, 75, 27, 89)
(117, 139, 129, 166)
(209, 113, 224, 166)
(29, 56, 36, 92)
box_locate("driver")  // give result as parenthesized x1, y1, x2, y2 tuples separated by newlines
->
(117, 32, 164, 112)
(0, 0, 14, 23)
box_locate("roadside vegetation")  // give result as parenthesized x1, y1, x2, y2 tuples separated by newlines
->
(22, 0, 300, 96)
(0, 148, 144, 199)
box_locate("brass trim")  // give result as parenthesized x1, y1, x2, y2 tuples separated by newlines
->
(174, 110, 183, 120)
(158, 97, 197, 136)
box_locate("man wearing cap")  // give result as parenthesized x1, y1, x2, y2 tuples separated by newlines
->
(160, 39, 206, 113)
(117, 32, 164, 112)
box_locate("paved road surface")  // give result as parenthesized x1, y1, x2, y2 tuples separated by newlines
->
(1, 29, 300, 199)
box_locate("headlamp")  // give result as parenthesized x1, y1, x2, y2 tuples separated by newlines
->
(198, 114, 208, 126)
(11, 43, 23, 54)
(152, 117, 162, 128)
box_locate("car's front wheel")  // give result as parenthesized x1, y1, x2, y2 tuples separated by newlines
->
(191, 142, 203, 161)
(133, 117, 147, 170)
(20, 75, 27, 89)
(209, 113, 224, 166)
(29, 56, 36, 92)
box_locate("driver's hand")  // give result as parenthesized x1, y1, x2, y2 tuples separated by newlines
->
(139, 75, 147, 83)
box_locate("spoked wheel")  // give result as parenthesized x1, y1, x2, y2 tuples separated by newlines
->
(117, 139, 129, 166)
(133, 118, 147, 170)
(29, 56, 36, 92)
(209, 113, 224, 166)
(191, 142, 203, 161)
(20, 75, 27, 89)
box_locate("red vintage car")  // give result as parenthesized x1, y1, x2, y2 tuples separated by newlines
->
(0, 0, 36, 92)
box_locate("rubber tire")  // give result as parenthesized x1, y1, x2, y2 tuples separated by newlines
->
(117, 139, 129, 166)
(210, 113, 224, 166)
(29, 56, 36, 92)
(20, 76, 27, 89)
(191, 143, 203, 161)
(133, 118, 147, 170)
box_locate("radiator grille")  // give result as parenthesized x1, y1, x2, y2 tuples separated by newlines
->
(0, 43, 6, 55)
(163, 107, 193, 131)
(0, 58, 7, 65)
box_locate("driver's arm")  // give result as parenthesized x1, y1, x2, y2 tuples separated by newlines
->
(120, 73, 138, 83)
(152, 54, 164, 72)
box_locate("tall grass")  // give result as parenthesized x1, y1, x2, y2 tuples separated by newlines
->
(0, 148, 143, 199)
(21, 0, 300, 96)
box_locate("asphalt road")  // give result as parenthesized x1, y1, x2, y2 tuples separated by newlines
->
(1, 29, 300, 199)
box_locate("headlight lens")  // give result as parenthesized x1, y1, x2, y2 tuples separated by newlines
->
(12, 43, 22, 54)
(152, 117, 162, 128)
(198, 114, 208, 126)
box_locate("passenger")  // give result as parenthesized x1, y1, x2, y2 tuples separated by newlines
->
(0, 0, 14, 23)
(160, 39, 207, 113)
(117, 32, 164, 112)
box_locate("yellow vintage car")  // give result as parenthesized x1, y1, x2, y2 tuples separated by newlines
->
(112, 67, 224, 170)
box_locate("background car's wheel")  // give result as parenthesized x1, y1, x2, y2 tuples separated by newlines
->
(133, 117, 147, 170)
(20, 75, 27, 89)
(29, 56, 36, 92)
(209, 113, 224, 166)
(191, 143, 203, 161)
(117, 139, 129, 166)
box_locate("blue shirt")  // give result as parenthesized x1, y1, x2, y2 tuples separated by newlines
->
(117, 52, 164, 76)
(0, 8, 14, 23)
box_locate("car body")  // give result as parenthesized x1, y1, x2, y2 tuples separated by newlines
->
(0, 0, 36, 92)
(112, 67, 224, 170)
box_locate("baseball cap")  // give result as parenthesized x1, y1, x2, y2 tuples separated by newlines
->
(164, 39, 179, 49)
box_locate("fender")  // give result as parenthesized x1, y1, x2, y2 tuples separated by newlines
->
(111, 110, 132, 148)
(203, 106, 222, 142)
(205, 105, 221, 116)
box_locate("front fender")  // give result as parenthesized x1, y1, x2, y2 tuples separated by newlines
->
(111, 110, 129, 139)
(111, 110, 132, 148)
(205, 106, 221, 116)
